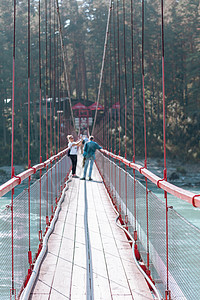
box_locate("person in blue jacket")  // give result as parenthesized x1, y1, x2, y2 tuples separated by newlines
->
(80, 136, 102, 180)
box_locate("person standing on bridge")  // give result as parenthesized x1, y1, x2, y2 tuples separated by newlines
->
(67, 135, 82, 177)
(80, 136, 102, 181)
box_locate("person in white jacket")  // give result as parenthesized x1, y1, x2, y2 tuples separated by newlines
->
(67, 135, 82, 177)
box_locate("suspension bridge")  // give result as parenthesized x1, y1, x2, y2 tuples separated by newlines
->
(0, 0, 199, 299)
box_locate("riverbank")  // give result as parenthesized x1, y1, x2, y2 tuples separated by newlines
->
(1, 158, 200, 189)
(125, 157, 200, 191)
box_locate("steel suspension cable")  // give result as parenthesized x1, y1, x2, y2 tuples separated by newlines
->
(28, 0, 31, 170)
(103, 74, 107, 149)
(57, 14, 60, 153)
(122, 0, 128, 222)
(49, 0, 52, 156)
(11, 0, 16, 294)
(60, 47, 63, 150)
(161, 0, 169, 297)
(45, 0, 49, 226)
(105, 50, 109, 150)
(45, 0, 49, 160)
(123, 0, 128, 159)
(28, 0, 32, 263)
(112, 0, 117, 155)
(109, 9, 113, 153)
(142, 0, 147, 168)
(91, 0, 112, 135)
(112, 0, 118, 205)
(53, 0, 56, 155)
(116, 0, 122, 215)
(59, 50, 63, 185)
(56, 12, 60, 199)
(107, 23, 111, 152)
(109, 18, 115, 204)
(161, 2, 167, 176)
(56, 0, 75, 130)
(131, 0, 137, 241)
(117, 0, 121, 156)
(38, 0, 42, 241)
(109, 25, 112, 152)
(49, 0, 54, 220)
(107, 35, 112, 188)
(141, 0, 150, 270)
(53, 0, 57, 205)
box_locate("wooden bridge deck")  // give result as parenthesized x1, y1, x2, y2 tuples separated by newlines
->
(30, 156, 153, 299)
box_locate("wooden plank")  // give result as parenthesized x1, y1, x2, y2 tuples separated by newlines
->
(31, 155, 153, 300)
(59, 236, 74, 264)
(49, 288, 69, 299)
(92, 164, 153, 299)
(91, 247, 112, 300)
(51, 258, 72, 297)
(70, 264, 86, 300)
(30, 253, 57, 299)
(88, 171, 133, 297)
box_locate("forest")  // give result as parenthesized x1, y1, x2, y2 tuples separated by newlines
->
(0, 0, 199, 167)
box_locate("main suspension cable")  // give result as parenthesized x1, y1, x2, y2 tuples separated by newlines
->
(92, 0, 113, 135)
(56, 0, 75, 130)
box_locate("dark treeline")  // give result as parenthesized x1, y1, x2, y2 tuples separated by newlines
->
(97, 0, 200, 163)
(0, 0, 199, 167)
(0, 0, 108, 166)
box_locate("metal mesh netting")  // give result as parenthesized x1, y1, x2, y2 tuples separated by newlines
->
(13, 189, 29, 296)
(127, 173, 134, 226)
(96, 151, 200, 299)
(0, 206, 15, 298)
(168, 210, 200, 299)
(147, 190, 167, 292)
(136, 179, 148, 260)
(0, 155, 71, 299)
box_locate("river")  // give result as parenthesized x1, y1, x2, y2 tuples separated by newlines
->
(1, 159, 200, 227)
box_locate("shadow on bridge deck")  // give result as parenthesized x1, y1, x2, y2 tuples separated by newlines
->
(30, 155, 153, 300)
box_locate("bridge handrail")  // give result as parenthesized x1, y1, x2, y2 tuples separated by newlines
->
(100, 149, 200, 208)
(0, 147, 70, 198)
